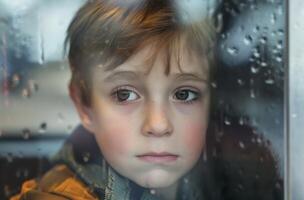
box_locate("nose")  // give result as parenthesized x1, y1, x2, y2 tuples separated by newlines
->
(141, 101, 173, 137)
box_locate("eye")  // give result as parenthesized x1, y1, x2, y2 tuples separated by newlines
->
(112, 87, 140, 103)
(174, 89, 200, 103)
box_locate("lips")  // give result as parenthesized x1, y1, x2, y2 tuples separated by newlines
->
(136, 152, 179, 163)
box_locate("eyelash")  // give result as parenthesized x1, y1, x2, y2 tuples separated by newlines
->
(111, 86, 201, 104)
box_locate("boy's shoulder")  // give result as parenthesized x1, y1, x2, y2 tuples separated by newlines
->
(10, 164, 99, 200)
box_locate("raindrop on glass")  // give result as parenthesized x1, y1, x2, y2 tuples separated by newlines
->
(259, 36, 267, 44)
(57, 113, 65, 123)
(22, 129, 31, 140)
(275, 182, 282, 189)
(271, 13, 276, 24)
(183, 178, 189, 184)
(239, 117, 244, 126)
(215, 13, 223, 33)
(150, 189, 156, 195)
(12, 74, 21, 88)
(260, 62, 268, 67)
(265, 78, 275, 85)
(259, 157, 264, 163)
(211, 82, 217, 89)
(82, 152, 90, 163)
(22, 88, 31, 98)
(237, 184, 244, 190)
(39, 122, 47, 133)
(239, 141, 245, 149)
(28, 80, 39, 92)
(277, 29, 284, 36)
(250, 89, 256, 98)
(276, 55, 283, 62)
(276, 41, 283, 49)
(253, 50, 260, 58)
(237, 78, 245, 86)
(250, 65, 259, 74)
(227, 46, 239, 56)
(244, 35, 253, 45)
(253, 25, 260, 33)
(224, 116, 231, 125)
(256, 137, 262, 144)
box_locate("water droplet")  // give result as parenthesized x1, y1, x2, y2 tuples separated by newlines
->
(67, 125, 73, 131)
(265, 78, 275, 84)
(57, 113, 65, 123)
(260, 36, 267, 44)
(28, 80, 38, 92)
(22, 129, 31, 140)
(259, 157, 264, 163)
(271, 13, 277, 24)
(39, 122, 47, 133)
(239, 141, 245, 149)
(276, 42, 283, 49)
(277, 29, 284, 36)
(253, 25, 260, 33)
(237, 79, 245, 86)
(253, 51, 260, 58)
(12, 74, 21, 87)
(276, 55, 283, 62)
(292, 113, 297, 118)
(256, 137, 262, 144)
(260, 62, 268, 67)
(239, 117, 244, 125)
(224, 116, 231, 125)
(183, 178, 189, 184)
(6, 153, 13, 163)
(227, 46, 239, 56)
(150, 189, 156, 195)
(211, 82, 217, 88)
(237, 184, 244, 190)
(244, 35, 253, 45)
(275, 182, 282, 189)
(251, 65, 259, 74)
(215, 13, 223, 33)
(82, 152, 91, 163)
(105, 39, 110, 44)
(22, 88, 31, 98)
(250, 89, 256, 98)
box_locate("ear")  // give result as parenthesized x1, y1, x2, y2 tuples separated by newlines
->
(69, 82, 95, 134)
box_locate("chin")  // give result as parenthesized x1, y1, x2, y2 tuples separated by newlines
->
(134, 171, 180, 189)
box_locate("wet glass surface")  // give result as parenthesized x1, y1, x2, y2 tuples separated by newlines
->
(0, 0, 285, 199)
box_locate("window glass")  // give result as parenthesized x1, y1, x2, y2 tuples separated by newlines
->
(0, 0, 285, 199)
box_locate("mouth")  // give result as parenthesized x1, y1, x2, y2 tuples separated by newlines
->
(136, 152, 179, 163)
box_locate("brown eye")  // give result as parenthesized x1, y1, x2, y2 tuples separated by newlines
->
(174, 89, 199, 102)
(175, 90, 189, 100)
(113, 89, 140, 102)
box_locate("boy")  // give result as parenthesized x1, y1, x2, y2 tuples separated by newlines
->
(12, 0, 217, 199)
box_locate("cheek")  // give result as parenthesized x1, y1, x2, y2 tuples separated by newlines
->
(184, 123, 206, 153)
(94, 114, 135, 156)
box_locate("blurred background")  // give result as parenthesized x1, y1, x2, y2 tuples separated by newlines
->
(0, 0, 285, 199)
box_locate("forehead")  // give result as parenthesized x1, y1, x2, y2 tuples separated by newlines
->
(98, 38, 209, 80)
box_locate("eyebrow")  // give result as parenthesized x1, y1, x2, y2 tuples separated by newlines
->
(104, 71, 142, 82)
(104, 70, 208, 84)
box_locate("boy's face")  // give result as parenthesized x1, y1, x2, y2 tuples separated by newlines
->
(73, 41, 210, 189)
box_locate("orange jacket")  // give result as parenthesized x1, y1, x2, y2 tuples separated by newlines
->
(10, 165, 99, 200)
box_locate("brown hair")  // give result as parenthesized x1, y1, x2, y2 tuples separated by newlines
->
(65, 0, 216, 106)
